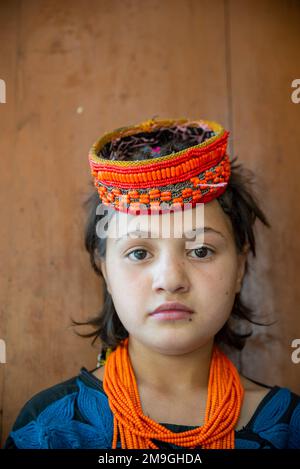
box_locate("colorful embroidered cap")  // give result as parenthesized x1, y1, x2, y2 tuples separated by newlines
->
(88, 117, 231, 215)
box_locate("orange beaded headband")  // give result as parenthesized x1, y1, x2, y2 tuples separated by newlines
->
(88, 117, 231, 215)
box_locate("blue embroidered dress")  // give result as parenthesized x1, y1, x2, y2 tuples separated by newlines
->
(3, 367, 300, 449)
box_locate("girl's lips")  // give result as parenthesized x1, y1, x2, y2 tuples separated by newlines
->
(149, 310, 193, 320)
(150, 301, 194, 315)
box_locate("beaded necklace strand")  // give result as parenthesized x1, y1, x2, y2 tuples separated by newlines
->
(103, 337, 244, 449)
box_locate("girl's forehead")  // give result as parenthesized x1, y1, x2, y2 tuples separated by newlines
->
(106, 201, 230, 242)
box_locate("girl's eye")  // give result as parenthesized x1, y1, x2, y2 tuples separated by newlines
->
(126, 249, 150, 261)
(188, 246, 214, 259)
(125, 246, 214, 262)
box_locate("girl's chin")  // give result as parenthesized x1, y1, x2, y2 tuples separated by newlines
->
(144, 338, 210, 355)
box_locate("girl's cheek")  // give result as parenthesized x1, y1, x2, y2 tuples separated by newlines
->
(201, 264, 237, 302)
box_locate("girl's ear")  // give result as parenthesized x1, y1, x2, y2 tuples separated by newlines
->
(235, 243, 250, 293)
(100, 259, 112, 295)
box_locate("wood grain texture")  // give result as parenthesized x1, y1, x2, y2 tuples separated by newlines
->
(228, 0, 300, 391)
(0, 0, 299, 446)
(0, 0, 20, 446)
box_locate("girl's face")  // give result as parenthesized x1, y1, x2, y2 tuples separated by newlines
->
(100, 200, 248, 356)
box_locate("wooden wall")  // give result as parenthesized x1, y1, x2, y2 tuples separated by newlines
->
(1, 0, 300, 446)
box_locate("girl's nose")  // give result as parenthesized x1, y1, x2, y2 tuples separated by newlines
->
(151, 254, 190, 294)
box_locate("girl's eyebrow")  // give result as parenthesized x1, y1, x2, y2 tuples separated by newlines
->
(115, 226, 226, 243)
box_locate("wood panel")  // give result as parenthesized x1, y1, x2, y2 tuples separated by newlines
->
(0, 0, 20, 446)
(228, 0, 300, 392)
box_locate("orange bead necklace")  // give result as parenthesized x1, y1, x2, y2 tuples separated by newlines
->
(103, 337, 244, 449)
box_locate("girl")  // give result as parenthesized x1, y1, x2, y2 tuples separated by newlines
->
(3, 118, 300, 449)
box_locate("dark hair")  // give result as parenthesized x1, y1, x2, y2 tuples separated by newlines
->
(72, 126, 274, 355)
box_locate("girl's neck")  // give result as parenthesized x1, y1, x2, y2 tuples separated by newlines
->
(127, 337, 214, 395)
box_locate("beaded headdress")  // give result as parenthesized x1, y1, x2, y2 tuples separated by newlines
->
(88, 117, 231, 215)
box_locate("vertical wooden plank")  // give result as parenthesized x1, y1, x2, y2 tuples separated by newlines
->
(0, 0, 20, 445)
(229, 0, 300, 391)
